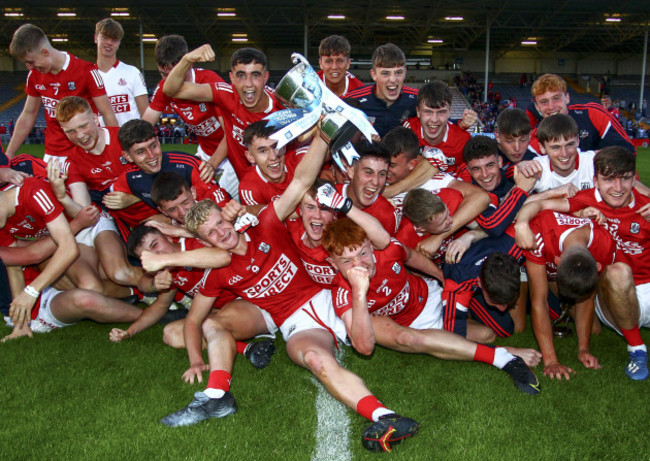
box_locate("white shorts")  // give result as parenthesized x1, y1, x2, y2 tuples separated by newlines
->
(30, 287, 75, 333)
(279, 289, 348, 343)
(595, 282, 650, 334)
(408, 278, 444, 330)
(75, 213, 118, 247)
(256, 305, 279, 335)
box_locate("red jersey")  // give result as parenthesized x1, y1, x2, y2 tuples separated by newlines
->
(403, 117, 470, 175)
(331, 239, 429, 326)
(316, 70, 365, 97)
(285, 218, 338, 290)
(209, 82, 284, 179)
(395, 187, 464, 264)
(9, 153, 84, 186)
(199, 205, 321, 326)
(568, 188, 650, 284)
(171, 237, 237, 308)
(524, 210, 617, 280)
(337, 184, 400, 236)
(238, 147, 306, 206)
(0, 177, 64, 246)
(25, 52, 107, 156)
(150, 69, 225, 155)
(66, 127, 129, 191)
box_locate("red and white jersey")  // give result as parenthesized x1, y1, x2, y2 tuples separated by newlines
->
(199, 205, 321, 326)
(533, 150, 596, 193)
(285, 218, 338, 289)
(391, 172, 455, 212)
(337, 183, 400, 236)
(331, 239, 429, 326)
(395, 187, 464, 264)
(97, 60, 147, 127)
(568, 188, 650, 284)
(25, 52, 107, 156)
(0, 177, 64, 246)
(66, 127, 129, 191)
(403, 117, 470, 175)
(209, 82, 284, 179)
(150, 69, 225, 156)
(316, 70, 365, 97)
(524, 210, 616, 280)
(170, 238, 238, 308)
(238, 147, 306, 206)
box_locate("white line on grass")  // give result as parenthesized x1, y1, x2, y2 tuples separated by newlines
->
(311, 347, 351, 461)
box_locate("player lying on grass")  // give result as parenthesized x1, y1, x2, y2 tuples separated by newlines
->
(143, 131, 421, 453)
(321, 217, 541, 395)
(108, 224, 276, 370)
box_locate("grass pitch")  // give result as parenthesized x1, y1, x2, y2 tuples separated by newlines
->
(0, 146, 649, 460)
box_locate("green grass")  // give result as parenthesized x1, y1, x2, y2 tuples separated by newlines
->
(1, 321, 649, 460)
(0, 145, 649, 460)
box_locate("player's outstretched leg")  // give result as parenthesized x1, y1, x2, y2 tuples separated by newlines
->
(502, 356, 541, 395)
(160, 391, 237, 427)
(362, 414, 420, 453)
(243, 338, 276, 369)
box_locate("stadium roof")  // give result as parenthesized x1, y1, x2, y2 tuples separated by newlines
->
(1, 1, 649, 60)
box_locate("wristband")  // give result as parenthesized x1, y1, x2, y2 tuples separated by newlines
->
(340, 198, 353, 214)
(24, 285, 40, 298)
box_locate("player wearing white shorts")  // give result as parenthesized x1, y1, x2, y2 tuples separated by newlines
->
(321, 216, 541, 396)
(142, 132, 421, 453)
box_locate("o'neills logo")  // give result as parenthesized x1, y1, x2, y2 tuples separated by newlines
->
(243, 254, 297, 298)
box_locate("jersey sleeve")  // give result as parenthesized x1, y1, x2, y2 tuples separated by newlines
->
(87, 66, 108, 98)
(332, 285, 353, 318)
(199, 270, 224, 298)
(24, 71, 39, 97)
(149, 82, 170, 112)
(587, 104, 635, 152)
(110, 173, 133, 194)
(132, 69, 148, 97)
(476, 187, 528, 237)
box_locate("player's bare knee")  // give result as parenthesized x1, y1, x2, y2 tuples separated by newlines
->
(603, 263, 634, 291)
(303, 348, 335, 379)
(74, 277, 104, 295)
(163, 323, 185, 348)
(393, 328, 420, 351)
(70, 289, 102, 315)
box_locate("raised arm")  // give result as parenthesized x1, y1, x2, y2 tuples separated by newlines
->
(273, 134, 329, 222)
(162, 45, 214, 102)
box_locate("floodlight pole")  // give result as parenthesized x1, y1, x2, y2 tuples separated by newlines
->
(304, 15, 309, 60)
(139, 22, 145, 71)
(484, 23, 490, 103)
(639, 26, 648, 114)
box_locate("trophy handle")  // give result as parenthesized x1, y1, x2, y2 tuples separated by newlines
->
(291, 53, 311, 67)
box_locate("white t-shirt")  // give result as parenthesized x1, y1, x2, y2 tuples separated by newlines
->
(97, 60, 148, 126)
(391, 172, 455, 212)
(533, 150, 596, 193)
